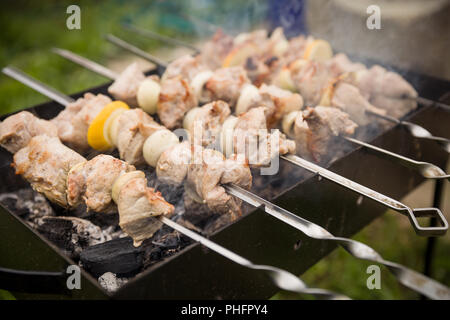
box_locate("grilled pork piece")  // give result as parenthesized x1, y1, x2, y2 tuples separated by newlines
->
(258, 84, 304, 127)
(186, 148, 251, 219)
(51, 92, 112, 152)
(326, 53, 366, 76)
(157, 75, 198, 129)
(0, 111, 58, 153)
(187, 100, 231, 147)
(163, 54, 207, 82)
(117, 176, 174, 246)
(198, 29, 234, 70)
(108, 63, 146, 107)
(156, 141, 192, 186)
(234, 107, 296, 166)
(295, 106, 357, 162)
(13, 135, 86, 208)
(117, 109, 164, 165)
(205, 67, 250, 106)
(67, 155, 135, 212)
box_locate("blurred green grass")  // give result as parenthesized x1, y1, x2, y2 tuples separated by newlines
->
(0, 1, 448, 300)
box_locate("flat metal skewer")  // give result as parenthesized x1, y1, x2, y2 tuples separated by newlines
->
(48, 49, 448, 237)
(4, 65, 449, 299)
(1, 66, 348, 301)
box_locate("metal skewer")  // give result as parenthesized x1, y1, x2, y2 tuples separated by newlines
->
(50, 48, 448, 237)
(4, 66, 449, 299)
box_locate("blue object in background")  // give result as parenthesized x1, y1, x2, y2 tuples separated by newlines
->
(267, 0, 307, 37)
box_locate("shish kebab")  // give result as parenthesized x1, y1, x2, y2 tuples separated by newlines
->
(2, 68, 450, 300)
(50, 47, 449, 236)
(0, 116, 351, 301)
(126, 23, 450, 115)
(101, 35, 450, 177)
(115, 27, 450, 153)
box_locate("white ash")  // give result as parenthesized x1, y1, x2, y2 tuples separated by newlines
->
(98, 272, 128, 293)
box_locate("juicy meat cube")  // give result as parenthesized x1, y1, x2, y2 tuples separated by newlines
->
(234, 107, 296, 166)
(291, 60, 331, 106)
(108, 62, 145, 106)
(198, 29, 234, 70)
(326, 53, 365, 77)
(0, 111, 58, 153)
(331, 82, 385, 126)
(116, 109, 164, 165)
(51, 93, 112, 152)
(117, 176, 174, 246)
(163, 55, 206, 81)
(205, 67, 250, 106)
(156, 141, 192, 186)
(186, 148, 251, 219)
(13, 135, 86, 208)
(299, 106, 357, 162)
(157, 76, 198, 129)
(258, 84, 304, 127)
(188, 100, 231, 147)
(67, 154, 135, 212)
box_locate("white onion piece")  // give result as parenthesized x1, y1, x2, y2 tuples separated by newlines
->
(111, 171, 145, 204)
(104, 108, 127, 147)
(108, 110, 126, 147)
(273, 68, 296, 92)
(282, 111, 301, 138)
(183, 107, 201, 133)
(220, 116, 238, 157)
(235, 84, 260, 115)
(137, 79, 161, 114)
(143, 129, 180, 167)
(190, 70, 213, 103)
(273, 39, 289, 56)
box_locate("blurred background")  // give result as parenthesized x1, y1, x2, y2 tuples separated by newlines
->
(0, 0, 449, 300)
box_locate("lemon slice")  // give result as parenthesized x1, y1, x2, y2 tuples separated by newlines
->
(303, 39, 333, 62)
(87, 101, 129, 151)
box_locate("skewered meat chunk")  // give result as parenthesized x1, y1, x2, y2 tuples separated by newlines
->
(51, 92, 112, 152)
(188, 100, 231, 147)
(186, 148, 251, 219)
(331, 82, 385, 126)
(199, 29, 234, 70)
(326, 53, 365, 76)
(205, 67, 250, 106)
(67, 155, 135, 212)
(258, 84, 304, 127)
(116, 109, 164, 165)
(157, 75, 198, 129)
(163, 54, 206, 81)
(0, 111, 58, 153)
(117, 176, 174, 246)
(108, 62, 146, 107)
(370, 94, 418, 119)
(156, 141, 192, 186)
(234, 107, 295, 166)
(299, 106, 357, 162)
(13, 135, 86, 208)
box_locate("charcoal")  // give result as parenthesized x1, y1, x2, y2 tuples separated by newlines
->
(80, 237, 144, 277)
(35, 216, 109, 259)
(98, 272, 128, 293)
(0, 189, 55, 221)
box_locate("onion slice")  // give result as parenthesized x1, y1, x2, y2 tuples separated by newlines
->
(111, 171, 146, 203)
(190, 70, 213, 103)
(235, 84, 260, 115)
(143, 129, 180, 167)
(220, 116, 239, 157)
(137, 79, 161, 115)
(282, 111, 301, 138)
